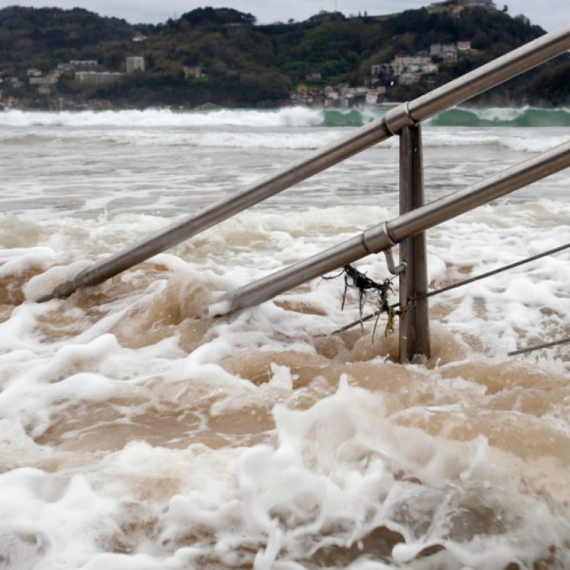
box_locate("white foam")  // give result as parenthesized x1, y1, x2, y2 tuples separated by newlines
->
(0, 111, 569, 569)
(23, 260, 92, 302)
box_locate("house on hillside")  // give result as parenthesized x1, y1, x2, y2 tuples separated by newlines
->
(29, 71, 60, 95)
(305, 71, 322, 81)
(296, 84, 308, 98)
(365, 88, 386, 105)
(429, 0, 496, 13)
(460, 0, 496, 8)
(399, 71, 420, 85)
(422, 62, 439, 74)
(184, 66, 203, 79)
(370, 63, 392, 77)
(29, 75, 58, 86)
(126, 57, 145, 73)
(309, 10, 344, 23)
(392, 53, 431, 76)
(431, 43, 459, 62)
(324, 85, 339, 101)
(75, 71, 123, 84)
(70, 60, 98, 68)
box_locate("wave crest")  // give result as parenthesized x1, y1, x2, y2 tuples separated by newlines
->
(1, 106, 568, 130)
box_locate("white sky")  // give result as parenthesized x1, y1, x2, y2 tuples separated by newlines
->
(0, 0, 567, 32)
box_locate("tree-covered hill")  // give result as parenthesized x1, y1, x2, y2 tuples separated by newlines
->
(0, 4, 568, 109)
(0, 7, 135, 73)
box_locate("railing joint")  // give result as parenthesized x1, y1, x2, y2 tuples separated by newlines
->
(385, 101, 418, 136)
(359, 233, 374, 255)
(362, 221, 398, 254)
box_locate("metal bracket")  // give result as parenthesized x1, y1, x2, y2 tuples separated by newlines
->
(384, 247, 407, 275)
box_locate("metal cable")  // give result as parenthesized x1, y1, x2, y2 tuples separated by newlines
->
(332, 241, 570, 343)
(507, 337, 570, 356)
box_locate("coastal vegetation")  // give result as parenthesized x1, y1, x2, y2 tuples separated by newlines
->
(0, 4, 568, 109)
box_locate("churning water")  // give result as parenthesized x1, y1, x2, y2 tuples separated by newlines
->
(0, 106, 569, 569)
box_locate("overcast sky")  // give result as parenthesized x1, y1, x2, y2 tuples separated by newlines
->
(0, 0, 567, 32)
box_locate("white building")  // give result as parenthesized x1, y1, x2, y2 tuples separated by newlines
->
(393, 54, 431, 76)
(422, 62, 439, 74)
(75, 71, 123, 84)
(126, 56, 145, 73)
(365, 88, 386, 105)
(399, 71, 421, 85)
(29, 76, 58, 86)
(183, 66, 203, 79)
(70, 60, 98, 68)
(324, 85, 339, 100)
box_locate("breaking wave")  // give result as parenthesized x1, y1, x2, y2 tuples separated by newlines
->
(1, 106, 569, 130)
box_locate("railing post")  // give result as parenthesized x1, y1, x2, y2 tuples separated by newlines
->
(399, 125, 430, 363)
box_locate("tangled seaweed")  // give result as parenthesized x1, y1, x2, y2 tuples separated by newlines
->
(324, 264, 412, 341)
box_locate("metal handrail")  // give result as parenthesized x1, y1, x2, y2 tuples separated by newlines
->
(37, 23, 570, 303)
(209, 140, 570, 316)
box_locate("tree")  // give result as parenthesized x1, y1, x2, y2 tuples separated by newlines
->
(179, 7, 256, 26)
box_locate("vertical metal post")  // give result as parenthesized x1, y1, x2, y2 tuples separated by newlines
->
(399, 125, 430, 363)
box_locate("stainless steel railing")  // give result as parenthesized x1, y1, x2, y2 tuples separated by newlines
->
(208, 140, 570, 317)
(38, 23, 570, 303)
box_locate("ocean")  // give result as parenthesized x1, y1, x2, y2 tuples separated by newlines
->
(0, 105, 569, 569)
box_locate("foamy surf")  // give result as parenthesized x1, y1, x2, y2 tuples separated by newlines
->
(0, 109, 569, 568)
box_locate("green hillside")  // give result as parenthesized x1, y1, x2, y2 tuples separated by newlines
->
(0, 5, 568, 109)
